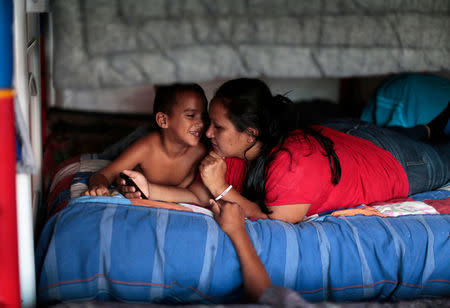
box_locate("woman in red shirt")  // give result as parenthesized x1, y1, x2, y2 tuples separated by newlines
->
(196, 78, 449, 223)
(123, 78, 449, 224)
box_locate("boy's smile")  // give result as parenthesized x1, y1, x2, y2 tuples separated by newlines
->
(189, 130, 201, 138)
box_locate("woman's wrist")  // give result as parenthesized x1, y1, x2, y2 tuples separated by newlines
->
(211, 183, 230, 200)
(226, 224, 248, 241)
(215, 185, 233, 201)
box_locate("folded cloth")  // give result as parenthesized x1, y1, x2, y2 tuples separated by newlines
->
(131, 198, 213, 216)
(331, 206, 386, 217)
(373, 201, 440, 217)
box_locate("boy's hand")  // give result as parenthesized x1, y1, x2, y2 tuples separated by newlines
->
(210, 199, 246, 237)
(117, 170, 150, 199)
(82, 184, 110, 197)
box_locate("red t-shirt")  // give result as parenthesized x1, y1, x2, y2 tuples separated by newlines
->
(226, 126, 409, 216)
(224, 157, 246, 193)
(196, 157, 246, 193)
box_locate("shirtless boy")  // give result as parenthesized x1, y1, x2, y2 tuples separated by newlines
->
(83, 83, 207, 198)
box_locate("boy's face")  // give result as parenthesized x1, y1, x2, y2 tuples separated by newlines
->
(165, 91, 206, 146)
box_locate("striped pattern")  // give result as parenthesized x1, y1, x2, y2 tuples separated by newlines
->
(36, 196, 450, 304)
(0, 89, 14, 98)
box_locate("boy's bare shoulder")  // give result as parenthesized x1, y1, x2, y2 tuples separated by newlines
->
(122, 132, 160, 158)
(135, 132, 160, 147)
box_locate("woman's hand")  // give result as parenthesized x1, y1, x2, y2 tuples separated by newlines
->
(82, 184, 110, 197)
(199, 151, 228, 197)
(210, 199, 246, 237)
(210, 199, 271, 302)
(117, 169, 150, 199)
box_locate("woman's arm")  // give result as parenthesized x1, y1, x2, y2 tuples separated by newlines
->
(266, 204, 311, 224)
(210, 200, 271, 302)
(200, 152, 310, 222)
(149, 179, 211, 205)
(212, 186, 268, 219)
(200, 151, 268, 219)
(119, 169, 212, 206)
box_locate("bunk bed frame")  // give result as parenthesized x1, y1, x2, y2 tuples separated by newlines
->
(1, 0, 44, 306)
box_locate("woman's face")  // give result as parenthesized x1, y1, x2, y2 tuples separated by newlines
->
(206, 99, 251, 159)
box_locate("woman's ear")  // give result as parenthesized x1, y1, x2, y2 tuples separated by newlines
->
(156, 112, 169, 128)
(246, 127, 259, 142)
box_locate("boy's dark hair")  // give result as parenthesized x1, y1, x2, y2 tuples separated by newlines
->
(153, 83, 207, 116)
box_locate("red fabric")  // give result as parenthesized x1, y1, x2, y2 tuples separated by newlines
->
(224, 157, 246, 193)
(264, 127, 409, 215)
(225, 126, 410, 216)
(424, 197, 450, 214)
(0, 95, 20, 307)
(195, 157, 246, 193)
(42, 135, 73, 190)
(48, 175, 76, 208)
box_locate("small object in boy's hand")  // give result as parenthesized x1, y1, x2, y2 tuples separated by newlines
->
(119, 172, 148, 200)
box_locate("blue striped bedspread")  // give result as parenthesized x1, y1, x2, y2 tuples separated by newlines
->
(36, 192, 450, 304)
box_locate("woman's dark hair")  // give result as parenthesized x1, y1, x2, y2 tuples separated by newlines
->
(213, 78, 341, 214)
(153, 83, 207, 127)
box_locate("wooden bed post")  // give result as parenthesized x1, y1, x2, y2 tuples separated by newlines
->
(0, 1, 21, 307)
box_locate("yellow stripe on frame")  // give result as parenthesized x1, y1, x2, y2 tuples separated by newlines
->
(0, 89, 14, 98)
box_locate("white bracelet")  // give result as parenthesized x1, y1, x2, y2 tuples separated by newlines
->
(214, 185, 233, 201)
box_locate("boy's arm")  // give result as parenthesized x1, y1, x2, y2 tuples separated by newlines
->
(120, 170, 211, 206)
(149, 179, 211, 205)
(210, 200, 271, 302)
(83, 137, 149, 196)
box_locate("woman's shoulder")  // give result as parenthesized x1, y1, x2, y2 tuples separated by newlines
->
(270, 127, 340, 163)
(287, 126, 347, 144)
(281, 129, 322, 151)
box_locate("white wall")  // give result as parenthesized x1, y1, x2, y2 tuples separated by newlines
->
(52, 77, 340, 114)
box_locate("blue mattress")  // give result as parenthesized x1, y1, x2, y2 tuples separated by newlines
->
(36, 193, 450, 304)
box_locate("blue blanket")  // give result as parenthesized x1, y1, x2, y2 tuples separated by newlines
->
(36, 194, 450, 304)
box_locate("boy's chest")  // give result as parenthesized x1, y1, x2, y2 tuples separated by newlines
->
(139, 156, 196, 186)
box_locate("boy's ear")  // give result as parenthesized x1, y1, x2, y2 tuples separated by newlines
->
(156, 112, 169, 128)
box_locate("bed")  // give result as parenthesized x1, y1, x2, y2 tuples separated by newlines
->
(31, 0, 450, 306)
(35, 151, 450, 305)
